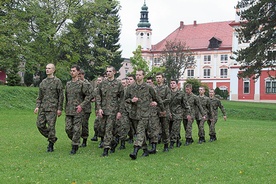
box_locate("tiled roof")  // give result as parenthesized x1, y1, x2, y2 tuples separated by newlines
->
(152, 21, 234, 51)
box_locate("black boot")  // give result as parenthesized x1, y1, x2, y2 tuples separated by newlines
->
(98, 137, 104, 148)
(129, 146, 140, 160)
(70, 145, 79, 155)
(185, 138, 193, 146)
(210, 135, 217, 142)
(80, 138, 87, 147)
(163, 143, 169, 152)
(110, 142, 118, 154)
(148, 143, 157, 154)
(176, 139, 182, 147)
(91, 135, 98, 141)
(102, 148, 109, 157)
(198, 137, 206, 144)
(47, 142, 54, 152)
(118, 140, 126, 150)
(169, 141, 175, 149)
(141, 148, 149, 157)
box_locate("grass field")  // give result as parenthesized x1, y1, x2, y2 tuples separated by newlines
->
(0, 86, 275, 183)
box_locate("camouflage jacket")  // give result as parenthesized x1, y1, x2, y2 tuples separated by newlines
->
(82, 79, 94, 113)
(209, 97, 226, 120)
(195, 95, 213, 120)
(125, 82, 165, 120)
(170, 90, 191, 120)
(155, 84, 171, 116)
(65, 79, 92, 116)
(36, 77, 64, 112)
(184, 92, 205, 119)
(96, 79, 124, 115)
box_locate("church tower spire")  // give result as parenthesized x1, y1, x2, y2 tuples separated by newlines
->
(136, 1, 152, 51)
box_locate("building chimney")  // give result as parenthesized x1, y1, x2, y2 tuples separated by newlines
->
(194, 20, 197, 26)
(180, 21, 184, 29)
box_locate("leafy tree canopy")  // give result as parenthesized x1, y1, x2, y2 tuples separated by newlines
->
(234, 0, 276, 79)
(161, 40, 195, 83)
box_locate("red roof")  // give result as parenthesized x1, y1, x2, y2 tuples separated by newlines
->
(152, 21, 234, 51)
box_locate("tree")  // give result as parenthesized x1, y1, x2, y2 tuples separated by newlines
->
(0, 0, 123, 85)
(0, 0, 29, 85)
(234, 0, 276, 79)
(161, 40, 195, 83)
(130, 45, 149, 74)
(88, 0, 123, 79)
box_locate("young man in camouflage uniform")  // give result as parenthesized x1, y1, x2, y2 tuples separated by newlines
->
(78, 69, 94, 147)
(154, 72, 171, 152)
(96, 66, 124, 157)
(169, 79, 191, 148)
(183, 84, 206, 146)
(146, 77, 160, 154)
(65, 65, 93, 154)
(196, 86, 213, 144)
(117, 78, 130, 150)
(125, 69, 165, 160)
(34, 63, 64, 152)
(126, 74, 136, 144)
(208, 89, 227, 141)
(91, 76, 103, 147)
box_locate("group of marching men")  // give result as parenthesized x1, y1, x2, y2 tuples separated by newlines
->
(34, 64, 226, 159)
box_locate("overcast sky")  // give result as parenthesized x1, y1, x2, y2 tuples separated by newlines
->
(118, 0, 238, 58)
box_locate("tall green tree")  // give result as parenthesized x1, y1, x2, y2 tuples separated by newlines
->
(161, 40, 195, 83)
(0, 0, 29, 85)
(130, 45, 149, 74)
(1, 0, 123, 85)
(89, 0, 123, 78)
(234, 0, 276, 79)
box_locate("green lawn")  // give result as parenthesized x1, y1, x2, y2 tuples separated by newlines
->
(0, 86, 275, 183)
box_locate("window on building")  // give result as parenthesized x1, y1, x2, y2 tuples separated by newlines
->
(125, 70, 128, 75)
(220, 55, 228, 63)
(203, 69, 211, 78)
(220, 68, 228, 78)
(187, 69, 194, 78)
(243, 81, 250, 94)
(266, 80, 276, 94)
(204, 55, 211, 64)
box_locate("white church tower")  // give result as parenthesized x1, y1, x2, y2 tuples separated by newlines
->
(135, 1, 152, 51)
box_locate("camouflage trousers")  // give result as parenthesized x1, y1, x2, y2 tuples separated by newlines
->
(169, 119, 181, 142)
(196, 119, 206, 138)
(207, 119, 217, 136)
(117, 113, 131, 141)
(134, 118, 149, 150)
(99, 114, 117, 149)
(147, 114, 160, 143)
(183, 117, 194, 139)
(159, 117, 170, 144)
(129, 118, 138, 140)
(36, 111, 58, 143)
(81, 113, 91, 139)
(93, 117, 101, 137)
(65, 115, 82, 146)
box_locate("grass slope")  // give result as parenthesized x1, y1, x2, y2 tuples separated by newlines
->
(0, 86, 275, 183)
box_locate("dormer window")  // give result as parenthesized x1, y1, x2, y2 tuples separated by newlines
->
(208, 37, 222, 49)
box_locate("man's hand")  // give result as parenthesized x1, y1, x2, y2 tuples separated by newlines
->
(223, 116, 227, 121)
(76, 105, 82, 113)
(132, 96, 139, 103)
(34, 107, 39, 114)
(98, 109, 104, 118)
(57, 110, 62, 117)
(150, 101, 157, 107)
(116, 112, 122, 120)
(187, 115, 192, 122)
